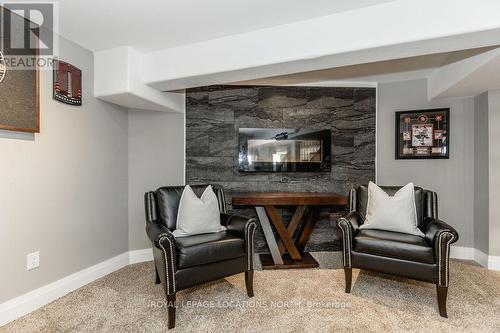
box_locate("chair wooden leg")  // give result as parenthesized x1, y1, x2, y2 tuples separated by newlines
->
(166, 293, 176, 329)
(344, 268, 352, 293)
(155, 267, 161, 285)
(437, 285, 448, 318)
(245, 270, 254, 297)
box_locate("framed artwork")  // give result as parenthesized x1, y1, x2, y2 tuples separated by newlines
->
(395, 108, 450, 159)
(0, 50, 5, 83)
(411, 124, 433, 147)
(0, 7, 40, 133)
(53, 59, 82, 106)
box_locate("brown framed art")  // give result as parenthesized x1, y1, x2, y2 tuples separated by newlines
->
(395, 108, 450, 159)
(0, 6, 40, 133)
(53, 59, 82, 106)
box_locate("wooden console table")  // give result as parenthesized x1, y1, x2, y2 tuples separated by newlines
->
(232, 192, 348, 269)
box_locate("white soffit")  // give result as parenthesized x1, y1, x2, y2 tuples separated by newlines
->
(143, 0, 500, 91)
(233, 48, 494, 86)
(428, 48, 500, 100)
(94, 47, 184, 112)
(89, 0, 500, 110)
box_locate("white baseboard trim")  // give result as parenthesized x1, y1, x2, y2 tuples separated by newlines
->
(128, 248, 153, 264)
(0, 249, 154, 327)
(0, 252, 129, 326)
(473, 248, 489, 268)
(487, 254, 500, 270)
(1, 246, 499, 327)
(450, 246, 474, 260)
(450, 245, 500, 270)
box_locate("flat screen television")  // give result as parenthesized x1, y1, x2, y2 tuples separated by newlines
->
(238, 128, 331, 172)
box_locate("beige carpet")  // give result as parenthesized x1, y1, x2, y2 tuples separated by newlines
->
(1, 257, 499, 333)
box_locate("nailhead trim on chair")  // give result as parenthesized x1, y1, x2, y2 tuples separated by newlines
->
(158, 235, 176, 294)
(437, 231, 455, 287)
(247, 221, 256, 270)
(338, 218, 352, 268)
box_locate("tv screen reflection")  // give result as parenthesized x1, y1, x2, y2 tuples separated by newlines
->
(239, 128, 331, 172)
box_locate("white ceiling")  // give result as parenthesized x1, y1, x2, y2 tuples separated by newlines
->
(58, 0, 394, 52)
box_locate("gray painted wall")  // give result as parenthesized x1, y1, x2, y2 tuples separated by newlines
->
(128, 110, 185, 250)
(377, 79, 475, 248)
(0, 36, 129, 302)
(487, 91, 500, 256)
(474, 92, 489, 254)
(185, 85, 376, 252)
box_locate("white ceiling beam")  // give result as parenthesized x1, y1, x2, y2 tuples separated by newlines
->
(143, 0, 500, 91)
(93, 0, 500, 109)
(428, 48, 500, 100)
(94, 47, 184, 112)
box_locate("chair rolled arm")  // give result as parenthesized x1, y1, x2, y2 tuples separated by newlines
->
(424, 217, 459, 287)
(146, 221, 177, 294)
(221, 212, 257, 271)
(221, 212, 255, 237)
(337, 211, 363, 268)
(338, 211, 362, 234)
(146, 221, 176, 248)
(424, 217, 459, 246)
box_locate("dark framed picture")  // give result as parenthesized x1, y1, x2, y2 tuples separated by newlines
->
(395, 108, 450, 159)
(53, 59, 82, 106)
(0, 7, 40, 133)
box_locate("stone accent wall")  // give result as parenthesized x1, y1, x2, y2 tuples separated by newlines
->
(185, 85, 376, 252)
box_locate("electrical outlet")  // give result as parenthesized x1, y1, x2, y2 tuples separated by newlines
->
(26, 251, 40, 270)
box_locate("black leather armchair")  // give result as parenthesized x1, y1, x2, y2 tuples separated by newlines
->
(145, 185, 257, 329)
(337, 185, 459, 317)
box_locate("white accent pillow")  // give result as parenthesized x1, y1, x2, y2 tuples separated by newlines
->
(359, 182, 424, 237)
(173, 185, 226, 237)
